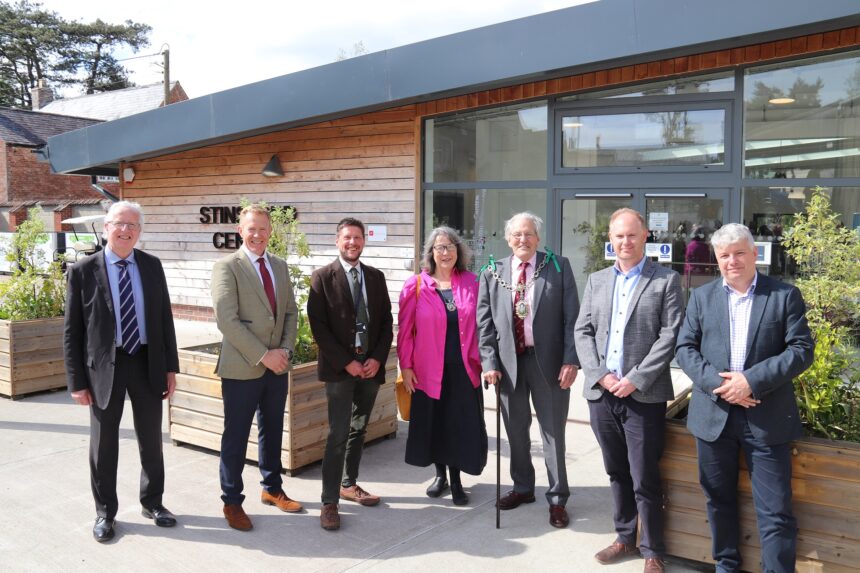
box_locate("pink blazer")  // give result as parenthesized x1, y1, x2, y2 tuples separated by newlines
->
(397, 269, 482, 399)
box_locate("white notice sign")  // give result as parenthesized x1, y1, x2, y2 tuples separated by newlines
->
(754, 241, 772, 266)
(649, 212, 669, 231)
(645, 242, 673, 262)
(603, 242, 616, 261)
(367, 225, 387, 242)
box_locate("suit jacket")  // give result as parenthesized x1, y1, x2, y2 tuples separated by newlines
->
(64, 249, 179, 410)
(574, 259, 684, 403)
(307, 259, 393, 383)
(211, 250, 298, 380)
(477, 251, 579, 387)
(676, 272, 814, 445)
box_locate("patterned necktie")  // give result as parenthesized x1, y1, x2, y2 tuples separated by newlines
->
(350, 267, 369, 352)
(514, 261, 528, 355)
(116, 260, 141, 355)
(257, 257, 276, 314)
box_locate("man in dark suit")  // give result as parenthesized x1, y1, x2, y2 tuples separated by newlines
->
(307, 217, 393, 531)
(477, 212, 579, 529)
(676, 223, 814, 573)
(65, 201, 180, 543)
(575, 208, 684, 573)
(211, 204, 300, 532)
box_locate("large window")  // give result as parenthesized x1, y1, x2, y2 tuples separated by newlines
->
(744, 49, 860, 178)
(424, 101, 548, 183)
(560, 72, 734, 100)
(560, 105, 728, 169)
(424, 188, 547, 272)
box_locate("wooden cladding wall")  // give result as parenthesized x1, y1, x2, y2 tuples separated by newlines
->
(122, 106, 418, 312)
(416, 26, 860, 117)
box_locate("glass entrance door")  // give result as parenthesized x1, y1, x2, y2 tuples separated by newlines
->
(559, 191, 634, 300)
(643, 190, 729, 294)
(558, 189, 729, 299)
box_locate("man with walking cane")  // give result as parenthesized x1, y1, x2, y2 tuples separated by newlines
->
(477, 212, 580, 529)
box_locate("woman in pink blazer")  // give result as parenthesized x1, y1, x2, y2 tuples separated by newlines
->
(397, 227, 487, 505)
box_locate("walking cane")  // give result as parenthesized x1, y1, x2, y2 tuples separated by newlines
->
(485, 377, 501, 529)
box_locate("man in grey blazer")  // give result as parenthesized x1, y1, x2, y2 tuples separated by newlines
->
(574, 208, 684, 573)
(211, 204, 300, 531)
(477, 212, 579, 529)
(676, 223, 813, 573)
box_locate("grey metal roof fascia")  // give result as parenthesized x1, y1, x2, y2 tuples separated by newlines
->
(45, 0, 860, 174)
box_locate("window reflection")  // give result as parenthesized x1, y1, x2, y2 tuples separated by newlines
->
(744, 50, 860, 178)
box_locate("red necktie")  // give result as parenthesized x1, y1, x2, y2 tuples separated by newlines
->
(514, 261, 528, 355)
(257, 257, 276, 314)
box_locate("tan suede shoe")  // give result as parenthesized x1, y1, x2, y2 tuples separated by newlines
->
(261, 489, 303, 513)
(223, 504, 252, 531)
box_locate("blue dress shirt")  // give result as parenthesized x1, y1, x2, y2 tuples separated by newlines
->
(605, 256, 647, 377)
(104, 246, 148, 347)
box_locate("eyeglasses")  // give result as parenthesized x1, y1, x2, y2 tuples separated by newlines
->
(510, 232, 536, 240)
(432, 244, 457, 254)
(108, 221, 141, 231)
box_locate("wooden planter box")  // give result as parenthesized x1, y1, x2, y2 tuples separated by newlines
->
(661, 416, 860, 572)
(169, 346, 398, 473)
(0, 317, 66, 399)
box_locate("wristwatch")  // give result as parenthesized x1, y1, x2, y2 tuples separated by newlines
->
(283, 348, 294, 361)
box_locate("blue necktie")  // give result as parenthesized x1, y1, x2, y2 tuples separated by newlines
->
(116, 260, 141, 355)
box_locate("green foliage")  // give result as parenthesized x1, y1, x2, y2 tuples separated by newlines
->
(0, 0, 151, 107)
(0, 206, 65, 320)
(573, 217, 614, 275)
(238, 199, 317, 364)
(783, 187, 860, 441)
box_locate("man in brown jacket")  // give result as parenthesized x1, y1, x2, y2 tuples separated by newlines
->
(307, 217, 393, 531)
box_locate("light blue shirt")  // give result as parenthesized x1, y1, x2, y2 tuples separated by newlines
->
(605, 256, 647, 377)
(104, 246, 147, 347)
(723, 273, 758, 373)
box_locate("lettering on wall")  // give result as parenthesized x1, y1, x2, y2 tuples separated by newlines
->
(199, 205, 296, 249)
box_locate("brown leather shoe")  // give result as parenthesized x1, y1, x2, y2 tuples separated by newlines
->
(549, 504, 569, 528)
(261, 489, 303, 513)
(223, 504, 252, 531)
(339, 484, 380, 506)
(594, 541, 639, 564)
(497, 490, 536, 510)
(644, 557, 665, 573)
(320, 503, 340, 530)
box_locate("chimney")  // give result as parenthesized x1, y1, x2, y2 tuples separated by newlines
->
(30, 79, 54, 110)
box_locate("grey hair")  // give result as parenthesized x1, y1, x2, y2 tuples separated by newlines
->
(504, 212, 543, 241)
(421, 226, 472, 274)
(105, 200, 145, 227)
(711, 223, 755, 250)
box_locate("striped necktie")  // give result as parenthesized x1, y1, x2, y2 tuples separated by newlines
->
(116, 260, 141, 355)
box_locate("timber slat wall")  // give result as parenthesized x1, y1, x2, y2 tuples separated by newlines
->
(169, 348, 398, 472)
(120, 25, 860, 319)
(661, 420, 860, 572)
(123, 107, 417, 313)
(0, 318, 66, 399)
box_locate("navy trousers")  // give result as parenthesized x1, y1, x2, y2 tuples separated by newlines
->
(588, 393, 666, 558)
(696, 406, 796, 573)
(219, 369, 288, 505)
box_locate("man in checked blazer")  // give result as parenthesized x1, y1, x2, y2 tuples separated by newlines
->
(307, 217, 393, 531)
(65, 201, 179, 543)
(574, 208, 684, 573)
(676, 223, 813, 573)
(211, 204, 299, 532)
(477, 211, 580, 529)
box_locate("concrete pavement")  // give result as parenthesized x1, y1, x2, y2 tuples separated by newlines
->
(0, 320, 707, 573)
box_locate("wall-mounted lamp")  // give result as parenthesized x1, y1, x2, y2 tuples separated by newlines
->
(262, 154, 284, 177)
(122, 167, 135, 182)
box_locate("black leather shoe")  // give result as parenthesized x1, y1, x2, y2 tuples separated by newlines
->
(141, 504, 177, 527)
(93, 517, 115, 542)
(426, 477, 449, 498)
(450, 482, 468, 506)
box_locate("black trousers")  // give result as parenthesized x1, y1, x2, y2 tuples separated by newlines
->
(219, 369, 289, 505)
(588, 393, 667, 558)
(697, 406, 796, 573)
(320, 378, 380, 504)
(90, 346, 164, 519)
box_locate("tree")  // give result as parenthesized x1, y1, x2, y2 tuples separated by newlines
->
(0, 0, 151, 107)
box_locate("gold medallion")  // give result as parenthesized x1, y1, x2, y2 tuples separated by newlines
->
(515, 300, 529, 319)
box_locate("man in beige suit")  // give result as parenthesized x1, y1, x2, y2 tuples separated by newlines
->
(211, 204, 299, 531)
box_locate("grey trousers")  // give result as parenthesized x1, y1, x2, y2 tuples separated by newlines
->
(499, 351, 571, 506)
